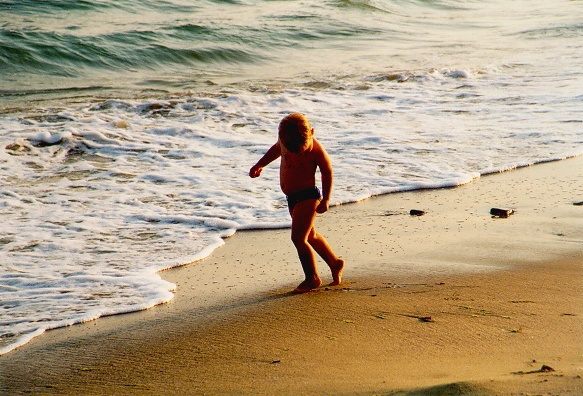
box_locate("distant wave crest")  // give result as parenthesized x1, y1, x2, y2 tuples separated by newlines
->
(0, 27, 261, 77)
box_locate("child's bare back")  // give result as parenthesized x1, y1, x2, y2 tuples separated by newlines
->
(249, 113, 344, 293)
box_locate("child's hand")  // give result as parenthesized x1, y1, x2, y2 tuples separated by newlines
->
(316, 199, 329, 214)
(249, 165, 262, 178)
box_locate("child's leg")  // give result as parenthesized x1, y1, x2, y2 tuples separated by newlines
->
(308, 228, 344, 286)
(290, 199, 321, 292)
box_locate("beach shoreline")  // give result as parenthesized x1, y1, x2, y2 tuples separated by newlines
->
(1, 156, 582, 394)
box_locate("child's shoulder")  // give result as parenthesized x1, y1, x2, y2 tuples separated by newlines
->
(311, 138, 328, 155)
(309, 138, 331, 166)
(312, 137, 324, 151)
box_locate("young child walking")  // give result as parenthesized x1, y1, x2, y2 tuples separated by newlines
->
(249, 113, 344, 293)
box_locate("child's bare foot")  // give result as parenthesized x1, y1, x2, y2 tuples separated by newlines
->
(329, 259, 344, 286)
(293, 277, 322, 294)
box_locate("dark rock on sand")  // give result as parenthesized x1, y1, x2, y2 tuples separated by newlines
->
(490, 208, 514, 218)
(409, 209, 426, 216)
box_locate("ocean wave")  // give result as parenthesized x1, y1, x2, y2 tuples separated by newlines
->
(0, 0, 198, 14)
(0, 0, 114, 13)
(0, 27, 261, 77)
(335, 0, 474, 12)
(0, 14, 384, 78)
(0, 0, 407, 89)
(515, 23, 583, 39)
(0, 86, 109, 98)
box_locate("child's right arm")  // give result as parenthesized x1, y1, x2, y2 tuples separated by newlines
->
(249, 142, 281, 178)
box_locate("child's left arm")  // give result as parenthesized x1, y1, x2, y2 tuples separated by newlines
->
(314, 139, 333, 214)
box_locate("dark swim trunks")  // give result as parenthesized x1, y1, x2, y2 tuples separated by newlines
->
(286, 186, 322, 212)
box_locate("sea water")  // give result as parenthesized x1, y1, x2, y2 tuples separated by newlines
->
(1, 0, 581, 354)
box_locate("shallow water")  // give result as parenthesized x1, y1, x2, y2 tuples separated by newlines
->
(1, 0, 582, 354)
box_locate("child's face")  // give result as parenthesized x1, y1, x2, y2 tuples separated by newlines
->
(297, 133, 314, 153)
(281, 129, 313, 154)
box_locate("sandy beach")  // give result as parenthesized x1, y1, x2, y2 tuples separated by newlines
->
(1, 156, 582, 395)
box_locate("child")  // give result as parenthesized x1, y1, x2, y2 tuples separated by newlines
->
(249, 113, 344, 293)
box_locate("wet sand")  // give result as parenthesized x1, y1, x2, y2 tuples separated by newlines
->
(1, 156, 582, 395)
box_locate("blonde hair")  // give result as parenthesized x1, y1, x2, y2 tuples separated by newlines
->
(278, 112, 312, 153)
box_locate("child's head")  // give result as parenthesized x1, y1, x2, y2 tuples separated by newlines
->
(278, 112, 313, 153)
